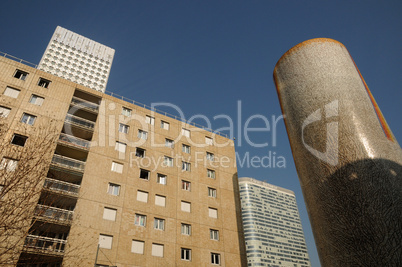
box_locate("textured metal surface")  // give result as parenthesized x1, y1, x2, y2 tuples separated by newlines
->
(273, 38, 402, 266)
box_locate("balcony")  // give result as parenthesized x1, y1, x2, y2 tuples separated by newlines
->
(43, 177, 80, 196)
(58, 133, 90, 150)
(51, 154, 85, 172)
(64, 114, 95, 130)
(24, 234, 66, 255)
(70, 96, 99, 113)
(34, 204, 74, 224)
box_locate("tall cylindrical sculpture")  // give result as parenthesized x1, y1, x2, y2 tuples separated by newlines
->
(273, 38, 402, 266)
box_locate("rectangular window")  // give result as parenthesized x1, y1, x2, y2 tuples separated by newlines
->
(182, 180, 191, 191)
(205, 136, 213, 145)
(207, 152, 214, 161)
(139, 169, 150, 180)
(208, 187, 217, 198)
(154, 218, 165, 230)
(165, 138, 174, 148)
(118, 123, 129, 134)
(211, 253, 221, 265)
(3, 87, 20, 98)
(137, 190, 148, 203)
(115, 141, 126, 153)
(181, 248, 191, 261)
(209, 208, 218, 218)
(161, 120, 169, 130)
(0, 106, 11, 118)
(38, 78, 51, 88)
(135, 214, 147, 227)
(111, 162, 123, 173)
(207, 169, 216, 179)
(182, 161, 191, 172)
(14, 69, 28, 80)
(155, 195, 166, 207)
(29, 95, 44, 106)
(11, 134, 28, 147)
(164, 156, 173, 167)
(182, 128, 190, 137)
(145, 115, 155, 125)
(21, 113, 36, 125)
(181, 223, 191, 235)
(103, 207, 117, 221)
(182, 144, 190, 154)
(152, 243, 164, 257)
(157, 174, 167, 185)
(138, 130, 148, 140)
(136, 148, 145, 158)
(131, 240, 144, 254)
(181, 201, 191, 213)
(99, 234, 113, 249)
(107, 183, 120, 196)
(0, 158, 18, 172)
(210, 229, 219, 241)
(122, 107, 132, 117)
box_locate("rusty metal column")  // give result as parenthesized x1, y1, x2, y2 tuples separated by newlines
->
(273, 38, 402, 266)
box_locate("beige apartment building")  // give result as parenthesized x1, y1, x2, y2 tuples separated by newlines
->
(0, 55, 246, 266)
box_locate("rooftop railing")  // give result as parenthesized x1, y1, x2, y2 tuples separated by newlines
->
(58, 133, 90, 150)
(24, 234, 66, 254)
(51, 154, 85, 172)
(43, 177, 80, 196)
(64, 114, 95, 130)
(71, 96, 99, 112)
(34, 204, 74, 223)
(0, 51, 38, 68)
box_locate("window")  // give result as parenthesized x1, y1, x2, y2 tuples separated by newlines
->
(182, 180, 191, 191)
(208, 187, 217, 198)
(4, 87, 20, 98)
(115, 141, 126, 153)
(118, 123, 129, 134)
(154, 218, 165, 230)
(0, 158, 18, 172)
(181, 223, 191, 235)
(99, 234, 113, 249)
(161, 120, 169, 130)
(138, 130, 148, 140)
(155, 195, 166, 207)
(107, 183, 120, 196)
(211, 253, 221, 265)
(0, 106, 11, 118)
(181, 201, 191, 213)
(14, 69, 28, 80)
(207, 169, 216, 179)
(206, 136, 213, 145)
(182, 161, 191, 172)
(29, 95, 44, 106)
(152, 243, 164, 257)
(38, 78, 51, 88)
(181, 248, 191, 261)
(139, 169, 150, 180)
(157, 174, 167, 185)
(210, 229, 219, 241)
(132, 240, 144, 254)
(146, 115, 155, 125)
(207, 152, 214, 161)
(103, 207, 117, 221)
(182, 128, 190, 137)
(136, 148, 145, 158)
(21, 113, 36, 125)
(111, 162, 123, 173)
(182, 144, 190, 154)
(164, 156, 173, 167)
(11, 134, 28, 147)
(165, 138, 174, 148)
(209, 208, 218, 218)
(122, 107, 132, 117)
(131, 240, 144, 254)
(137, 190, 148, 203)
(135, 214, 146, 226)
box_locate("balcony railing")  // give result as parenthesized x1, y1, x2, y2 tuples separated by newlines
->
(24, 234, 66, 254)
(51, 154, 85, 172)
(64, 114, 95, 130)
(71, 96, 99, 112)
(43, 177, 80, 196)
(34, 204, 74, 223)
(58, 133, 90, 150)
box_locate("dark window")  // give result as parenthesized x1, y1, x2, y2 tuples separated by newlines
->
(14, 70, 28, 80)
(11, 134, 28, 146)
(139, 169, 150, 180)
(136, 148, 145, 158)
(38, 78, 51, 88)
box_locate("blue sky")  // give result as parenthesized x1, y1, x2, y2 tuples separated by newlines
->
(1, 1, 401, 266)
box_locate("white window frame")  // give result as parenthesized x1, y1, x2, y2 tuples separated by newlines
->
(131, 240, 144, 254)
(3, 86, 20, 98)
(181, 223, 191, 236)
(205, 136, 213, 145)
(103, 207, 117, 221)
(157, 174, 167, 185)
(165, 138, 174, 148)
(122, 107, 132, 117)
(182, 161, 191, 172)
(118, 123, 129, 134)
(210, 229, 219, 241)
(38, 78, 51, 88)
(181, 248, 191, 261)
(107, 183, 120, 196)
(138, 129, 148, 140)
(111, 162, 123, 173)
(134, 214, 147, 227)
(0, 106, 11, 118)
(154, 218, 165, 231)
(139, 169, 150, 180)
(29, 94, 44, 106)
(115, 141, 126, 153)
(0, 158, 18, 172)
(208, 187, 217, 198)
(21, 113, 36, 125)
(207, 169, 216, 179)
(182, 128, 190, 137)
(164, 156, 173, 167)
(136, 147, 146, 158)
(206, 152, 214, 161)
(14, 69, 28, 81)
(99, 234, 113, 249)
(182, 144, 190, 154)
(146, 115, 155, 125)
(211, 253, 221, 265)
(182, 180, 191, 191)
(161, 120, 169, 130)
(11, 134, 28, 147)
